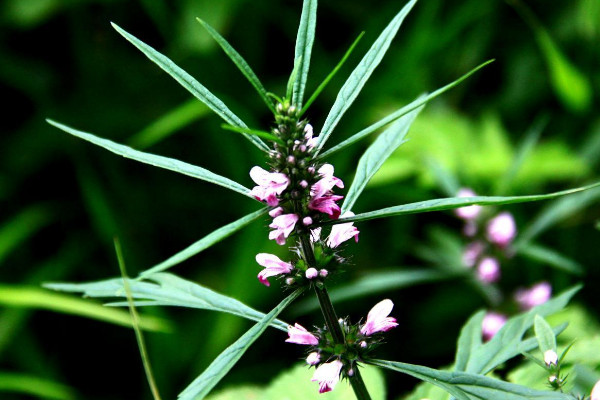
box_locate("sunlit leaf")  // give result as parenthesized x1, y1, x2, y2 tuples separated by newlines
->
(291, 0, 317, 108)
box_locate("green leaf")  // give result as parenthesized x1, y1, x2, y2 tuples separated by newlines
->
(128, 99, 211, 149)
(460, 286, 579, 374)
(47, 119, 254, 199)
(517, 243, 583, 275)
(110, 22, 268, 151)
(322, 182, 600, 225)
(318, 60, 493, 159)
(314, 0, 418, 154)
(454, 311, 485, 373)
(0, 372, 76, 400)
(291, 0, 317, 108)
(0, 285, 169, 332)
(178, 289, 302, 400)
(286, 55, 302, 101)
(45, 272, 289, 332)
(370, 359, 571, 400)
(221, 124, 284, 145)
(196, 18, 274, 113)
(0, 205, 51, 265)
(301, 32, 365, 116)
(534, 315, 557, 354)
(342, 102, 423, 213)
(140, 208, 268, 278)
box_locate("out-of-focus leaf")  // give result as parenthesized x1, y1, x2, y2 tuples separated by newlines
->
(111, 23, 268, 151)
(342, 103, 423, 213)
(0, 372, 75, 400)
(371, 359, 570, 400)
(45, 272, 288, 331)
(47, 120, 254, 199)
(204, 386, 262, 400)
(291, 0, 317, 108)
(517, 243, 583, 275)
(0, 285, 169, 332)
(178, 289, 302, 400)
(140, 208, 268, 278)
(2, 0, 62, 28)
(534, 315, 556, 355)
(314, 0, 417, 154)
(128, 99, 211, 149)
(0, 205, 51, 265)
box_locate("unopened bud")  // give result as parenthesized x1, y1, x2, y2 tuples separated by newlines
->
(347, 368, 354, 377)
(307, 166, 315, 174)
(306, 268, 318, 279)
(287, 155, 296, 164)
(299, 144, 307, 152)
(299, 180, 308, 188)
(360, 341, 367, 348)
(285, 277, 295, 285)
(303, 217, 313, 226)
(544, 350, 558, 366)
(319, 269, 328, 277)
(306, 352, 321, 365)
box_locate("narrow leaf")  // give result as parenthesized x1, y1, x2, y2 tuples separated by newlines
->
(178, 289, 302, 400)
(0, 372, 76, 400)
(342, 102, 423, 213)
(314, 0, 418, 154)
(286, 56, 302, 101)
(534, 315, 557, 354)
(0, 205, 51, 265)
(317, 60, 494, 159)
(371, 359, 571, 400)
(517, 243, 583, 275)
(291, 0, 318, 108)
(110, 22, 268, 151)
(47, 120, 254, 199)
(301, 32, 365, 116)
(322, 182, 600, 225)
(454, 310, 485, 372)
(221, 124, 284, 145)
(196, 18, 274, 113)
(45, 272, 289, 331)
(140, 208, 268, 278)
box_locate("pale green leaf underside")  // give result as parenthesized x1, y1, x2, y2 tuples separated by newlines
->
(178, 289, 302, 400)
(314, 0, 418, 154)
(111, 22, 268, 151)
(342, 101, 423, 213)
(140, 208, 268, 278)
(292, 0, 317, 108)
(47, 120, 253, 199)
(44, 272, 288, 331)
(318, 60, 493, 159)
(324, 182, 600, 225)
(196, 18, 274, 113)
(371, 360, 571, 400)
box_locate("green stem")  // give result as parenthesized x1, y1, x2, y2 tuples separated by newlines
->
(349, 367, 372, 400)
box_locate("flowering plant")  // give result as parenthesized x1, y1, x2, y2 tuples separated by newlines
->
(45, 0, 600, 398)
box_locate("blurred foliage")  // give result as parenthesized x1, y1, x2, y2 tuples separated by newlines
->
(1, 0, 598, 399)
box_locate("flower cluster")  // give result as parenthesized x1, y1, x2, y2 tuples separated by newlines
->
(285, 299, 398, 393)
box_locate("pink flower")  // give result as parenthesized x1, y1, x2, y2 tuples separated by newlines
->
(311, 360, 343, 393)
(286, 323, 319, 345)
(360, 299, 398, 336)
(249, 166, 289, 206)
(462, 241, 484, 268)
(591, 379, 600, 400)
(327, 212, 360, 248)
(309, 194, 343, 219)
(269, 207, 284, 218)
(306, 352, 321, 365)
(268, 213, 299, 245)
(304, 124, 318, 150)
(309, 164, 344, 219)
(455, 188, 482, 220)
(487, 212, 517, 247)
(476, 257, 500, 283)
(515, 281, 552, 310)
(482, 312, 507, 341)
(256, 253, 293, 287)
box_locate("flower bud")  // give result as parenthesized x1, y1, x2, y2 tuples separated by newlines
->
(306, 352, 321, 365)
(360, 341, 367, 348)
(476, 257, 500, 283)
(487, 212, 516, 247)
(319, 269, 328, 277)
(591, 379, 600, 400)
(306, 268, 318, 279)
(482, 312, 506, 341)
(287, 155, 296, 164)
(544, 350, 558, 366)
(455, 188, 482, 220)
(299, 180, 308, 188)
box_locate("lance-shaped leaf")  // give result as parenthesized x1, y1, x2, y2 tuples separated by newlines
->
(314, 0, 418, 154)
(291, 0, 317, 108)
(196, 18, 274, 114)
(342, 102, 423, 213)
(45, 272, 289, 332)
(140, 208, 268, 278)
(370, 359, 571, 400)
(318, 60, 493, 159)
(178, 289, 302, 400)
(47, 120, 254, 199)
(517, 243, 583, 275)
(456, 286, 579, 375)
(111, 22, 268, 151)
(321, 182, 600, 225)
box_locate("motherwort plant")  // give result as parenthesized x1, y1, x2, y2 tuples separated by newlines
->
(46, 0, 600, 398)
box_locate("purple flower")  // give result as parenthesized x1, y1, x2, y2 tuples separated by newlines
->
(360, 299, 398, 336)
(256, 253, 293, 287)
(286, 323, 319, 345)
(306, 352, 321, 365)
(455, 188, 482, 220)
(515, 281, 552, 310)
(591, 379, 600, 400)
(487, 212, 516, 247)
(249, 166, 289, 206)
(462, 241, 484, 268)
(327, 212, 360, 248)
(309, 194, 343, 219)
(311, 360, 343, 393)
(476, 257, 500, 283)
(268, 213, 299, 245)
(309, 164, 344, 219)
(482, 312, 507, 341)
